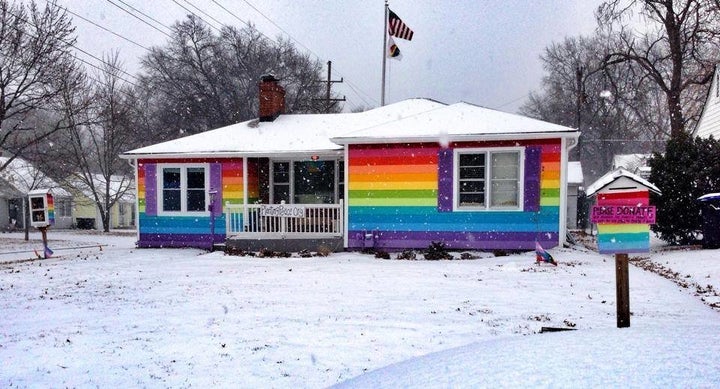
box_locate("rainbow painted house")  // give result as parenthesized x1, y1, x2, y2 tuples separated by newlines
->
(121, 76, 580, 251)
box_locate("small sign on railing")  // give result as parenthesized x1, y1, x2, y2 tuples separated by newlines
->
(259, 204, 306, 218)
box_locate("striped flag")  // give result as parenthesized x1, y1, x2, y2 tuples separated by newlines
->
(388, 9, 414, 41)
(388, 36, 402, 60)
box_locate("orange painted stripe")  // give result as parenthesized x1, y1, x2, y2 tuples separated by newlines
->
(350, 172, 438, 182)
(349, 156, 438, 166)
(350, 164, 437, 175)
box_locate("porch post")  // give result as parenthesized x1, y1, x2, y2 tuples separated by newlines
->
(343, 147, 349, 248)
(243, 157, 248, 232)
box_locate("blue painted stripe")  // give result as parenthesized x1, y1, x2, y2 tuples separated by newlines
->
(348, 205, 559, 216)
(597, 232, 650, 253)
(139, 213, 226, 235)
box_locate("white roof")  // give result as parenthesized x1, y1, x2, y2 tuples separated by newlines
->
(585, 168, 660, 197)
(0, 157, 71, 197)
(332, 102, 578, 144)
(122, 99, 446, 158)
(122, 99, 579, 158)
(612, 153, 651, 170)
(568, 161, 584, 185)
(693, 64, 720, 139)
(698, 193, 720, 201)
(67, 174, 136, 203)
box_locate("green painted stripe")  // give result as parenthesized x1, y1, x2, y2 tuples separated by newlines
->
(348, 189, 438, 199)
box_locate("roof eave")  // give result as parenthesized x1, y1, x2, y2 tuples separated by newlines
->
(120, 148, 345, 160)
(331, 131, 580, 145)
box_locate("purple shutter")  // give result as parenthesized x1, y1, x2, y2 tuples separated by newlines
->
(145, 163, 157, 216)
(210, 163, 222, 216)
(524, 146, 541, 212)
(437, 148, 454, 212)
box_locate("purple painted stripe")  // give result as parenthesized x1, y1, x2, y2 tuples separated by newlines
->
(524, 146, 541, 212)
(348, 230, 558, 251)
(437, 148, 454, 212)
(138, 233, 224, 250)
(145, 163, 157, 216)
(210, 163, 222, 216)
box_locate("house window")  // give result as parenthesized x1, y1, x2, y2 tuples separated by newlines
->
(270, 159, 342, 204)
(159, 165, 208, 213)
(454, 148, 523, 211)
(272, 162, 291, 204)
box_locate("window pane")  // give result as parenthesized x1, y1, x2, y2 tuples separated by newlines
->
(491, 181, 519, 207)
(460, 166, 485, 179)
(459, 153, 485, 167)
(460, 193, 485, 206)
(163, 168, 181, 189)
(491, 152, 519, 179)
(187, 189, 206, 211)
(273, 162, 290, 183)
(460, 180, 485, 193)
(187, 168, 205, 189)
(163, 189, 181, 211)
(294, 161, 334, 204)
(273, 184, 290, 204)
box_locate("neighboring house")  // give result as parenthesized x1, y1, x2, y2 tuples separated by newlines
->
(612, 153, 651, 179)
(567, 161, 584, 230)
(0, 156, 73, 229)
(693, 64, 720, 139)
(121, 76, 580, 251)
(64, 174, 136, 230)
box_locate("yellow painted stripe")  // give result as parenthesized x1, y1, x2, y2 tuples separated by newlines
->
(598, 224, 650, 234)
(349, 180, 438, 190)
(349, 197, 437, 207)
(223, 190, 244, 199)
(350, 164, 438, 175)
(350, 172, 438, 182)
(540, 179, 560, 189)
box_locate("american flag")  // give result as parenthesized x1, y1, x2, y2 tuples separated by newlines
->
(388, 9, 414, 41)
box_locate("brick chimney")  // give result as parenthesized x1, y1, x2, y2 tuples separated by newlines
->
(258, 74, 285, 122)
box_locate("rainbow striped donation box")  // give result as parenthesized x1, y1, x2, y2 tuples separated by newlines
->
(28, 189, 55, 228)
(588, 169, 660, 254)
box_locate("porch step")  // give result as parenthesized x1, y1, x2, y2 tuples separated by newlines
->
(212, 243, 226, 252)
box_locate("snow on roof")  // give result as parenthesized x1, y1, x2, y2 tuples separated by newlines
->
(331, 102, 578, 144)
(122, 99, 579, 158)
(698, 193, 720, 201)
(122, 99, 447, 158)
(612, 153, 651, 170)
(67, 174, 135, 203)
(585, 168, 660, 197)
(0, 157, 71, 197)
(568, 161, 584, 185)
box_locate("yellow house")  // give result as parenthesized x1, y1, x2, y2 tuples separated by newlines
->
(64, 174, 136, 230)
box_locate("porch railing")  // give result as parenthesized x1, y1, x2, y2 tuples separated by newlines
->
(225, 200, 344, 239)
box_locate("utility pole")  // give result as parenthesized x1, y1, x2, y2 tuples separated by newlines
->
(314, 61, 346, 113)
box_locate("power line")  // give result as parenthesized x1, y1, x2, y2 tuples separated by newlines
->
(114, 0, 174, 34)
(104, 0, 173, 39)
(171, 0, 222, 33)
(59, 5, 150, 51)
(180, 0, 225, 28)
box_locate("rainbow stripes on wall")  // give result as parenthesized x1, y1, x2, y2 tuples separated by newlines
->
(346, 140, 563, 250)
(596, 190, 651, 254)
(46, 193, 55, 226)
(136, 159, 231, 249)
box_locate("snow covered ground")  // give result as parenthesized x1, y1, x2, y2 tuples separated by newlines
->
(1, 230, 718, 387)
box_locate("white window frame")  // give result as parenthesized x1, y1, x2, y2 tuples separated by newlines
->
(270, 158, 343, 204)
(157, 164, 210, 215)
(453, 147, 524, 211)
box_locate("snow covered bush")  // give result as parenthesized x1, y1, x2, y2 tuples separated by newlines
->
(649, 135, 720, 245)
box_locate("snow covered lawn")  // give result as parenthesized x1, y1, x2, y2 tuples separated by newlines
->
(1, 231, 718, 387)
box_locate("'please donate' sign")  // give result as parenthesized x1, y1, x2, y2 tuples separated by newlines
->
(591, 205, 656, 224)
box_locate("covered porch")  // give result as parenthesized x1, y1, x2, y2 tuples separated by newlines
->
(223, 155, 346, 252)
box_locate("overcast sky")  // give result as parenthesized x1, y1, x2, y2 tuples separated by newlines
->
(54, 0, 602, 113)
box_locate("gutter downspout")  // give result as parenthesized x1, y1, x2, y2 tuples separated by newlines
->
(559, 135, 579, 247)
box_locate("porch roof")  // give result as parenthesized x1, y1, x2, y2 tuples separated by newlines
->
(121, 99, 446, 159)
(331, 102, 579, 144)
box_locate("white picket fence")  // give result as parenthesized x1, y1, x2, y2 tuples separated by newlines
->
(225, 201, 344, 239)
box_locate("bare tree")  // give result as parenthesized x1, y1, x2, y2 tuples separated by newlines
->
(138, 16, 335, 142)
(0, 0, 81, 172)
(598, 0, 720, 139)
(48, 53, 139, 232)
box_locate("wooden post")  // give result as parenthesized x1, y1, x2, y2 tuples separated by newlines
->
(39, 226, 49, 259)
(615, 253, 630, 328)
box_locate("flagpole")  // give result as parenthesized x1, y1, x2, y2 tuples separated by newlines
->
(381, 0, 388, 106)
